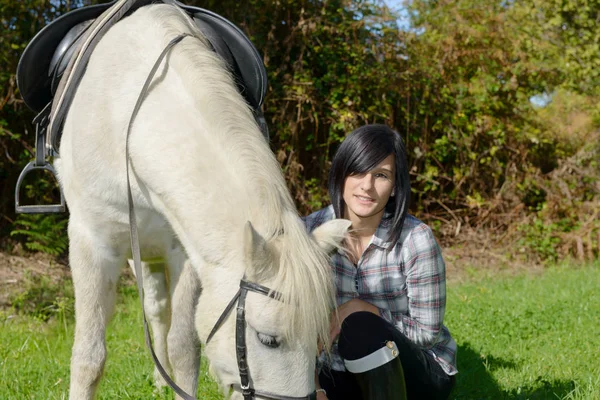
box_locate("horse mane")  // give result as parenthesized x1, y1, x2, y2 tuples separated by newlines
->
(143, 5, 335, 346)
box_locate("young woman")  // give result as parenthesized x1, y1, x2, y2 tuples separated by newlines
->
(304, 125, 457, 400)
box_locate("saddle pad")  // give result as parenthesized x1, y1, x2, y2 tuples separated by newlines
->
(16, 0, 267, 114)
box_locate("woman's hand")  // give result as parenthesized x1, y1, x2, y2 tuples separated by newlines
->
(315, 371, 328, 399)
(329, 298, 379, 341)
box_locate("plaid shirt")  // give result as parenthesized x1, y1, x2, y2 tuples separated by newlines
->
(304, 205, 458, 376)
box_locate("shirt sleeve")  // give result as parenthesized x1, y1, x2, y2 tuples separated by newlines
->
(393, 224, 447, 348)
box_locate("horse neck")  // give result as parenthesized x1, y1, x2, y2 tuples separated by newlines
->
(126, 6, 296, 266)
(142, 12, 333, 344)
(152, 11, 333, 344)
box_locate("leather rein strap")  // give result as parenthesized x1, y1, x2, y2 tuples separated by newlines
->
(125, 28, 315, 400)
(123, 4, 314, 399)
(126, 33, 196, 400)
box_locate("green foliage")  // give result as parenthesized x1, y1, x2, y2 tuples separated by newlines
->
(10, 214, 68, 255)
(518, 217, 563, 262)
(0, 0, 598, 260)
(514, 0, 600, 96)
(8, 271, 74, 322)
(0, 0, 79, 237)
(517, 179, 547, 211)
(404, 0, 561, 208)
(303, 177, 328, 211)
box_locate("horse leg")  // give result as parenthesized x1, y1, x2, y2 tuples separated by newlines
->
(167, 245, 201, 398)
(68, 222, 123, 400)
(127, 259, 173, 389)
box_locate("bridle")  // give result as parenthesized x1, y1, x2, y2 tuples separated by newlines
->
(122, 6, 317, 400)
(205, 279, 317, 400)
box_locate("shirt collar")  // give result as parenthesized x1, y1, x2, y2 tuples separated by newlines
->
(370, 210, 394, 249)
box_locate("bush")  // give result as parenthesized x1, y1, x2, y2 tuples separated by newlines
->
(9, 271, 74, 322)
(10, 214, 69, 256)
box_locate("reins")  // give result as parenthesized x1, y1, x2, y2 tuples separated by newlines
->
(126, 32, 196, 400)
(124, 27, 315, 400)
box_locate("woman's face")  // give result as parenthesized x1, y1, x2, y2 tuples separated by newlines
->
(342, 154, 395, 224)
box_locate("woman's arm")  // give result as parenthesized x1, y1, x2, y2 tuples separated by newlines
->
(315, 371, 328, 399)
(382, 224, 447, 348)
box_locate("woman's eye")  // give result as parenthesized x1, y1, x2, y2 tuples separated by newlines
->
(257, 332, 280, 348)
(375, 173, 389, 179)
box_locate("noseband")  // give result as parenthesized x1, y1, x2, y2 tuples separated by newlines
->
(206, 279, 317, 400)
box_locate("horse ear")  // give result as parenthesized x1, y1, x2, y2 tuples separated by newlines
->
(244, 221, 267, 263)
(311, 219, 352, 254)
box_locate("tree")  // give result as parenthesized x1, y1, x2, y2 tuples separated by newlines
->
(1, 0, 597, 261)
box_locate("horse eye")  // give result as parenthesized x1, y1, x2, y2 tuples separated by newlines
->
(257, 332, 280, 348)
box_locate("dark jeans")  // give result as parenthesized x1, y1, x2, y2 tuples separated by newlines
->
(318, 312, 455, 400)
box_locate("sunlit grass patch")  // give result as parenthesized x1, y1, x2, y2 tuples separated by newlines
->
(0, 287, 222, 400)
(447, 262, 599, 399)
(1, 262, 598, 399)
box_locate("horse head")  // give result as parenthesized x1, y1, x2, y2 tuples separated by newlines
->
(197, 218, 350, 399)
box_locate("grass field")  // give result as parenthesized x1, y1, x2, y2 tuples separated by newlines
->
(1, 262, 598, 399)
(445, 263, 599, 399)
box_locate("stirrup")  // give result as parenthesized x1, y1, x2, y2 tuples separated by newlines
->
(14, 104, 66, 214)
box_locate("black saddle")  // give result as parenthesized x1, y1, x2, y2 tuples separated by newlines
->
(14, 0, 268, 214)
(17, 0, 267, 115)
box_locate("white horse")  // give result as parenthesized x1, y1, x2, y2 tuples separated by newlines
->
(55, 3, 349, 399)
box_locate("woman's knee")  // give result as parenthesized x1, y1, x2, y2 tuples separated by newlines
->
(338, 311, 396, 360)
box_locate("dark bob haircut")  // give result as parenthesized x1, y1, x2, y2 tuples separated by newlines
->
(328, 124, 410, 246)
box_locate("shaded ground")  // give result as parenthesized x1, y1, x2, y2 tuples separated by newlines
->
(0, 246, 70, 309)
(0, 235, 547, 310)
(443, 244, 546, 284)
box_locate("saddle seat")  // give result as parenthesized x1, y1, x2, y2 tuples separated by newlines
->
(17, 0, 267, 115)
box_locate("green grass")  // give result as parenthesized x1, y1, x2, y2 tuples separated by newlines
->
(446, 263, 600, 399)
(1, 263, 598, 399)
(0, 285, 223, 400)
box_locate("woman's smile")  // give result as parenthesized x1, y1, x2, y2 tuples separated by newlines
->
(343, 154, 395, 224)
(355, 195, 375, 204)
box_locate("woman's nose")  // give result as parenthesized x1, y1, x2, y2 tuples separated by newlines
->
(360, 174, 374, 191)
